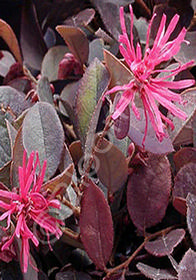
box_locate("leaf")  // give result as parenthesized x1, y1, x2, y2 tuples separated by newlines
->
(174, 31, 196, 66)
(113, 93, 130, 139)
(75, 58, 110, 146)
(173, 162, 196, 199)
(0, 19, 22, 64)
(56, 270, 92, 280)
(88, 39, 104, 64)
(0, 112, 13, 168)
(6, 119, 17, 152)
(178, 249, 196, 280)
(22, 102, 65, 179)
(64, 8, 95, 28)
(41, 45, 69, 82)
(91, 0, 134, 41)
(0, 51, 16, 77)
(173, 197, 187, 216)
(127, 154, 172, 232)
(56, 25, 89, 65)
(11, 126, 24, 187)
(94, 138, 128, 193)
(128, 108, 174, 154)
(173, 147, 196, 172)
(0, 86, 32, 117)
(79, 177, 113, 270)
(187, 193, 196, 247)
(104, 49, 133, 89)
(20, 0, 47, 70)
(0, 161, 11, 188)
(145, 229, 185, 256)
(43, 163, 74, 195)
(37, 76, 53, 104)
(168, 88, 196, 144)
(137, 262, 177, 280)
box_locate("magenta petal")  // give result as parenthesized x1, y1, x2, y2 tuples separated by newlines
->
(112, 89, 133, 120)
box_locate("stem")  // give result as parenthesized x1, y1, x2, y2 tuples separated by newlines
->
(23, 65, 38, 85)
(105, 225, 176, 278)
(62, 197, 80, 218)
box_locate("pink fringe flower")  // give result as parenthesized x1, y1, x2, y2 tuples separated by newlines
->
(104, 5, 195, 144)
(0, 150, 63, 273)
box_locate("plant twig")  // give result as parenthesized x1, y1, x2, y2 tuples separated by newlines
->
(104, 225, 176, 278)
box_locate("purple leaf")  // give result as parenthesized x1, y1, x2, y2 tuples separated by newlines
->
(128, 108, 174, 154)
(0, 51, 16, 77)
(94, 138, 128, 193)
(173, 147, 196, 172)
(79, 177, 113, 270)
(173, 162, 196, 199)
(178, 249, 196, 280)
(56, 270, 92, 280)
(145, 229, 185, 256)
(36, 76, 53, 104)
(20, 1, 47, 70)
(137, 262, 177, 280)
(22, 102, 65, 179)
(127, 154, 172, 233)
(64, 8, 95, 28)
(187, 193, 196, 247)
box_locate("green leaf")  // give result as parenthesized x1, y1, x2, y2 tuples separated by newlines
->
(22, 102, 65, 179)
(75, 58, 110, 146)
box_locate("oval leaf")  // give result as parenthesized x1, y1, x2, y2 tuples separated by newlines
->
(178, 249, 196, 280)
(145, 229, 185, 257)
(173, 162, 196, 199)
(79, 177, 113, 270)
(94, 138, 128, 193)
(75, 58, 110, 146)
(128, 107, 174, 154)
(127, 154, 172, 232)
(56, 25, 89, 65)
(22, 102, 65, 179)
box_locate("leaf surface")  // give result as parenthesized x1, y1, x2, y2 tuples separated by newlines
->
(22, 102, 64, 179)
(127, 154, 172, 232)
(79, 177, 113, 270)
(178, 249, 196, 280)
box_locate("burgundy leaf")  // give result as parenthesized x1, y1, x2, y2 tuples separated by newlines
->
(187, 193, 196, 246)
(145, 229, 185, 256)
(173, 162, 196, 199)
(137, 262, 177, 280)
(94, 138, 128, 193)
(56, 25, 89, 66)
(79, 177, 113, 270)
(0, 51, 16, 77)
(173, 147, 196, 172)
(178, 249, 196, 280)
(127, 154, 172, 233)
(173, 197, 187, 216)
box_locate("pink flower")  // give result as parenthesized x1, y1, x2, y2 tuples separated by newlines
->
(0, 150, 63, 273)
(104, 5, 195, 145)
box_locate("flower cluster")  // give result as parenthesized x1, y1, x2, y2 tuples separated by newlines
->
(104, 5, 195, 145)
(0, 150, 63, 273)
